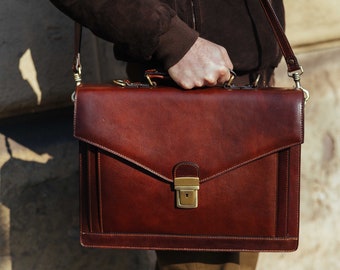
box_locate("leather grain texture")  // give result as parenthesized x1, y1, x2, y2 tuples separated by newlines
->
(74, 85, 304, 252)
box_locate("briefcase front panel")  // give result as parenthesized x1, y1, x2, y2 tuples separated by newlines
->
(75, 85, 304, 251)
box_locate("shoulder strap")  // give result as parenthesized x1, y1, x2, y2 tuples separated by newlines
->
(73, 0, 304, 87)
(258, 0, 302, 74)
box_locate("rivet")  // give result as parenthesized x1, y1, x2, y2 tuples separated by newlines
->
(288, 59, 295, 65)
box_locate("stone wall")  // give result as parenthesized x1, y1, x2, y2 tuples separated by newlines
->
(0, 0, 124, 119)
(256, 1, 340, 268)
(1, 0, 340, 269)
(1, 1, 154, 269)
(257, 46, 340, 269)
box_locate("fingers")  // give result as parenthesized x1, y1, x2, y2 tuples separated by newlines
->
(168, 69, 195, 89)
(204, 67, 229, 87)
(170, 63, 233, 89)
(216, 66, 233, 86)
(221, 47, 234, 72)
(171, 67, 232, 89)
(172, 72, 228, 89)
(167, 37, 234, 89)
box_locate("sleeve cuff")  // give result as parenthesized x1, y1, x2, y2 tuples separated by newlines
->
(156, 16, 199, 70)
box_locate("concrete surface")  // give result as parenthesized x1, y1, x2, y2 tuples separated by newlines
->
(0, 109, 156, 270)
(0, 0, 124, 119)
(257, 46, 340, 270)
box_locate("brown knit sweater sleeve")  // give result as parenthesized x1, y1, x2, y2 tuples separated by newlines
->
(49, 0, 198, 69)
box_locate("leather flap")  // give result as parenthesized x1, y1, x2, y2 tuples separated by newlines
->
(74, 85, 304, 183)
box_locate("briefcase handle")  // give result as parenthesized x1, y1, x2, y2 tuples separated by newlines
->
(72, 0, 309, 100)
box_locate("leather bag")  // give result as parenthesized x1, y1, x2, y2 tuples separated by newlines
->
(73, 0, 309, 252)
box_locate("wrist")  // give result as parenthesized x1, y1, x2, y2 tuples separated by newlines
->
(156, 16, 199, 70)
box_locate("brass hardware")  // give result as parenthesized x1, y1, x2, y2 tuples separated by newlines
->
(144, 69, 170, 87)
(145, 74, 158, 87)
(113, 79, 129, 87)
(73, 53, 82, 86)
(71, 53, 82, 102)
(113, 79, 152, 88)
(174, 177, 200, 209)
(223, 69, 237, 88)
(253, 74, 261, 88)
(301, 87, 310, 103)
(288, 66, 310, 104)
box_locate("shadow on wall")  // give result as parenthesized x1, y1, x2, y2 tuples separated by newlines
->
(0, 1, 75, 118)
(1, 1, 155, 269)
(0, 109, 155, 270)
(0, 0, 124, 119)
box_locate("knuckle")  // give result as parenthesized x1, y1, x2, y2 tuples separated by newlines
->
(194, 80, 204, 88)
(218, 66, 229, 76)
(204, 76, 216, 86)
(180, 80, 195, 90)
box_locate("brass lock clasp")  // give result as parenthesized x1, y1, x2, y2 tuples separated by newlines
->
(173, 162, 200, 209)
(174, 177, 200, 209)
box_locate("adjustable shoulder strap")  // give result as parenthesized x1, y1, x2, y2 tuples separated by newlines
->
(258, 0, 301, 74)
(258, 0, 309, 101)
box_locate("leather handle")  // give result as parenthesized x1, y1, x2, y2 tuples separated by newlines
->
(73, 0, 302, 80)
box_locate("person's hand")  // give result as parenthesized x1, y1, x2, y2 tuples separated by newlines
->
(168, 37, 233, 89)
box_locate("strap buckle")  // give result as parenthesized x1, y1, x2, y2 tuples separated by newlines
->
(288, 66, 310, 103)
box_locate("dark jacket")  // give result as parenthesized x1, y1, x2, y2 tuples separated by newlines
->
(50, 0, 284, 75)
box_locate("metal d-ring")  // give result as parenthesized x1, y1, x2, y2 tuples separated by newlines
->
(223, 69, 237, 88)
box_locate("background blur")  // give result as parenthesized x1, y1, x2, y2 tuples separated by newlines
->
(1, 0, 340, 269)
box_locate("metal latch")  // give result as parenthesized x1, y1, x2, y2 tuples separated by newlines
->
(174, 177, 200, 209)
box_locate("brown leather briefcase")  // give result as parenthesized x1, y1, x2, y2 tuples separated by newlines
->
(73, 0, 309, 251)
(75, 84, 305, 252)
